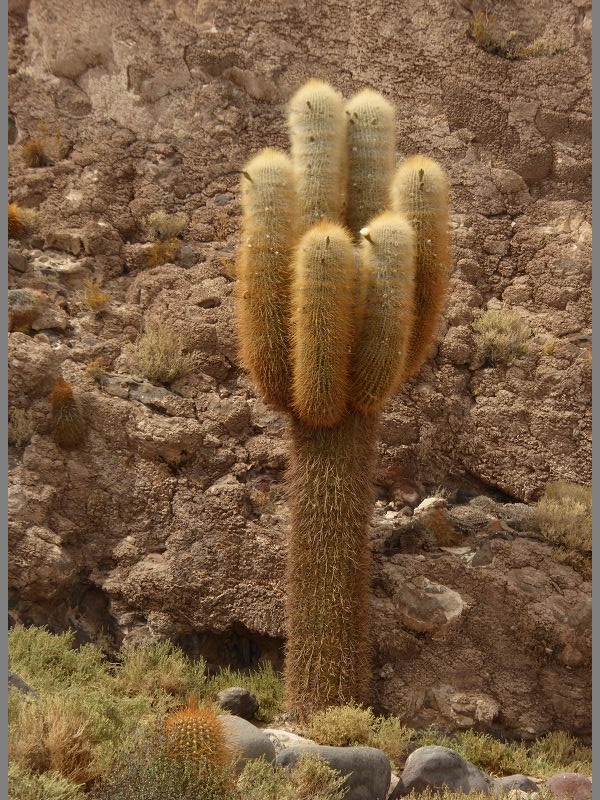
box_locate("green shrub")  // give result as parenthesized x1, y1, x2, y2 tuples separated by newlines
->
(370, 716, 414, 770)
(90, 734, 236, 800)
(237, 754, 347, 800)
(529, 731, 592, 776)
(8, 763, 84, 800)
(537, 481, 591, 579)
(472, 309, 532, 365)
(8, 626, 110, 693)
(116, 642, 207, 699)
(304, 703, 375, 747)
(202, 662, 284, 723)
(130, 325, 195, 384)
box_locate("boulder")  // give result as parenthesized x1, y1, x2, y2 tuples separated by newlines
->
(494, 774, 540, 794)
(277, 744, 391, 800)
(545, 773, 592, 800)
(217, 687, 259, 720)
(400, 746, 495, 795)
(219, 714, 276, 773)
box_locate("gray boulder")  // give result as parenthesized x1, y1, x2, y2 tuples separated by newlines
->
(217, 686, 259, 719)
(400, 746, 495, 795)
(219, 714, 276, 773)
(494, 774, 540, 794)
(545, 773, 592, 800)
(276, 744, 391, 800)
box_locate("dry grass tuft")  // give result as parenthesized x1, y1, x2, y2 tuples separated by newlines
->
(86, 358, 108, 383)
(130, 325, 195, 384)
(82, 280, 111, 313)
(143, 211, 188, 242)
(468, 11, 520, 58)
(472, 308, 532, 365)
(537, 481, 591, 578)
(8, 203, 38, 239)
(8, 408, 37, 448)
(147, 239, 181, 267)
(22, 137, 52, 168)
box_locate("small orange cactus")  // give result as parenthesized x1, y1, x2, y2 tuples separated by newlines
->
(164, 695, 232, 769)
(22, 138, 51, 168)
(50, 380, 86, 449)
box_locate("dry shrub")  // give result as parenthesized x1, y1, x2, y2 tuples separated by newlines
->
(147, 239, 181, 266)
(86, 358, 108, 383)
(50, 381, 86, 449)
(8, 408, 37, 448)
(130, 325, 195, 384)
(82, 279, 111, 313)
(8, 762, 84, 800)
(468, 11, 520, 58)
(537, 481, 591, 578)
(472, 308, 532, 365)
(143, 211, 188, 242)
(116, 642, 206, 699)
(237, 754, 346, 800)
(303, 704, 375, 747)
(23, 138, 52, 167)
(370, 716, 414, 771)
(91, 733, 235, 800)
(8, 203, 37, 239)
(9, 692, 96, 786)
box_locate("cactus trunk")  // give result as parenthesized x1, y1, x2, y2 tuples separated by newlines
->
(285, 410, 379, 715)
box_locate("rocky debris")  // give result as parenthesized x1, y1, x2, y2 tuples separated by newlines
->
(277, 745, 391, 800)
(8, 671, 38, 698)
(219, 714, 276, 773)
(544, 773, 593, 800)
(399, 746, 495, 795)
(217, 687, 259, 720)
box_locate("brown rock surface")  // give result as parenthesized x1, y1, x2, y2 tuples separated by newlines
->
(8, 0, 590, 738)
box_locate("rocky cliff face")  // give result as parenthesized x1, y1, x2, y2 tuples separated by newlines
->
(8, 0, 591, 738)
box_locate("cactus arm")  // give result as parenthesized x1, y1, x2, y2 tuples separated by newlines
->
(391, 155, 450, 380)
(344, 89, 396, 238)
(290, 223, 355, 427)
(236, 148, 297, 410)
(350, 212, 416, 413)
(288, 79, 347, 233)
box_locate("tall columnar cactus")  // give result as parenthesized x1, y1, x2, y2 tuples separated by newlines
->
(236, 79, 451, 717)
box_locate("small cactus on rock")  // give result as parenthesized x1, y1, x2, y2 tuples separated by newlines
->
(50, 380, 86, 449)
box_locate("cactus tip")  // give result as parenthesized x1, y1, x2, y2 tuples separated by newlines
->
(360, 226, 373, 243)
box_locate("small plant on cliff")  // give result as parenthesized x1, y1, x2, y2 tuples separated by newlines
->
(143, 211, 187, 267)
(472, 308, 532, 365)
(130, 324, 195, 384)
(8, 407, 37, 448)
(8, 202, 37, 239)
(536, 480, 592, 578)
(82, 279, 111, 313)
(468, 10, 520, 58)
(50, 381, 86, 449)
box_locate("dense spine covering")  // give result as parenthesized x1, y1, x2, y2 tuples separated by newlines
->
(288, 80, 347, 233)
(351, 213, 416, 413)
(165, 697, 232, 768)
(50, 380, 86, 449)
(290, 223, 355, 427)
(285, 411, 379, 712)
(236, 149, 297, 410)
(236, 79, 451, 718)
(391, 155, 450, 379)
(345, 90, 396, 237)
